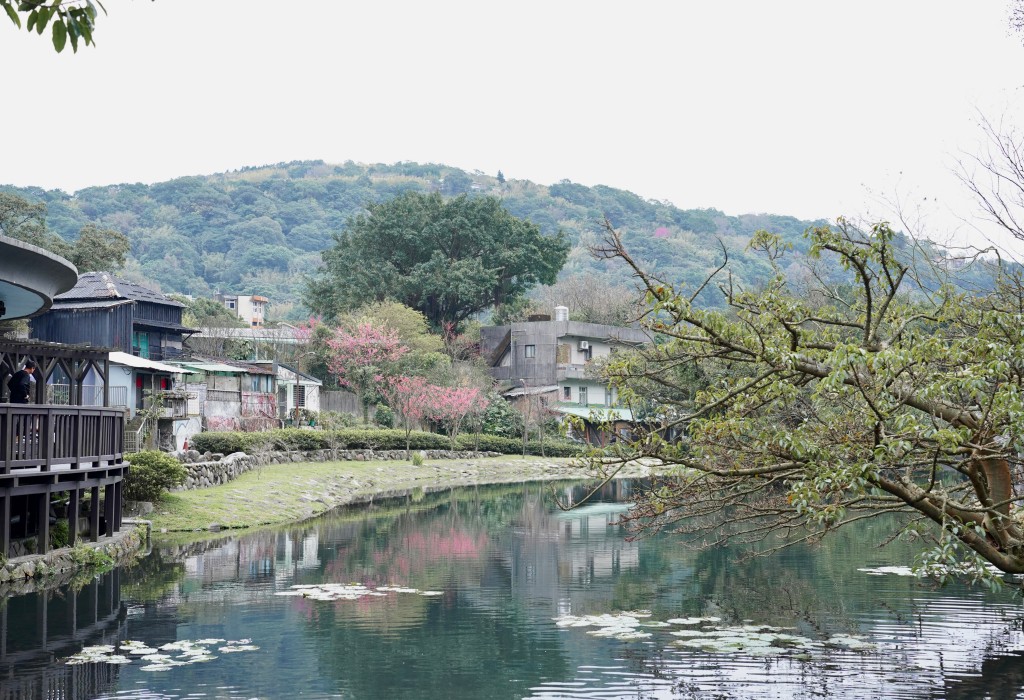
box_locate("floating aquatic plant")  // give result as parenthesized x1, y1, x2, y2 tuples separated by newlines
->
(275, 583, 446, 602)
(63, 638, 258, 670)
(552, 612, 877, 655)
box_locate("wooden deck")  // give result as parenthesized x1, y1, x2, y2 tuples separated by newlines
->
(1, 341, 128, 559)
(0, 404, 128, 557)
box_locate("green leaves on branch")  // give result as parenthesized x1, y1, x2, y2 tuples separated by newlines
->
(2, 0, 104, 53)
(597, 217, 1024, 578)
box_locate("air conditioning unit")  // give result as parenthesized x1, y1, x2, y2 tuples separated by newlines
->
(578, 340, 590, 351)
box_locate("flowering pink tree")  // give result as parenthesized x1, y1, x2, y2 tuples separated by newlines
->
(428, 386, 486, 449)
(326, 322, 409, 423)
(385, 375, 435, 458)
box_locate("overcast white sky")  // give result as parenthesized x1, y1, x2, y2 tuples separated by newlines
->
(2, 1, 1022, 249)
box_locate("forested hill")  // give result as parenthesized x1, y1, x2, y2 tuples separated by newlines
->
(0, 160, 909, 319)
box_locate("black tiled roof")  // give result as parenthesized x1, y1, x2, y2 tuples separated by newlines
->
(54, 272, 184, 307)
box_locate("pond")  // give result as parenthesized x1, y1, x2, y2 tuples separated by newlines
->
(1, 479, 1023, 699)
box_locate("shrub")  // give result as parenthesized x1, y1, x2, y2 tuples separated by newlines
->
(317, 411, 357, 430)
(182, 429, 584, 458)
(189, 431, 269, 454)
(411, 451, 425, 466)
(455, 433, 520, 453)
(374, 403, 395, 428)
(125, 451, 188, 502)
(50, 519, 69, 549)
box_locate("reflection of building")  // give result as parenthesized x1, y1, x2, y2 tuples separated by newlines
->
(0, 569, 124, 700)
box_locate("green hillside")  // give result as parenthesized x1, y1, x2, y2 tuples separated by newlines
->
(0, 161, 917, 319)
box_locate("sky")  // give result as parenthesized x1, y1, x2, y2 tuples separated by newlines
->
(3, 1, 1023, 251)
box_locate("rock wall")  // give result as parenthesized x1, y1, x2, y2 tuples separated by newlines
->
(0, 525, 147, 589)
(174, 449, 503, 491)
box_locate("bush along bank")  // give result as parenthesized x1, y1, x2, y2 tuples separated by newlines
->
(188, 428, 583, 458)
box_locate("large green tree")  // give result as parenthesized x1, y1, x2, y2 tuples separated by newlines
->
(306, 192, 569, 330)
(595, 219, 1024, 582)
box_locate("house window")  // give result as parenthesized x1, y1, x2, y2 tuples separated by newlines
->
(563, 386, 571, 400)
(579, 386, 588, 406)
(227, 301, 236, 309)
(605, 388, 614, 407)
(295, 385, 306, 408)
(524, 344, 536, 358)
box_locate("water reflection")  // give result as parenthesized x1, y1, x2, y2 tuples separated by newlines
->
(0, 480, 1021, 699)
(0, 569, 124, 700)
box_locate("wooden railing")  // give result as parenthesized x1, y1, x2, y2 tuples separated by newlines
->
(0, 405, 125, 474)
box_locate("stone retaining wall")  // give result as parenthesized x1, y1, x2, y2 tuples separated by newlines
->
(174, 449, 504, 491)
(0, 525, 147, 589)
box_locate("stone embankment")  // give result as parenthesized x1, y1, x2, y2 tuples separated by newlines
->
(0, 524, 147, 593)
(175, 449, 504, 491)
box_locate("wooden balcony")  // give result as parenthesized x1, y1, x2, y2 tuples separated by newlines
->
(0, 404, 127, 558)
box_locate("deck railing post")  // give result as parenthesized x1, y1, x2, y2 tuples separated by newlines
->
(89, 486, 100, 542)
(36, 490, 49, 555)
(2, 406, 11, 476)
(41, 409, 52, 472)
(0, 493, 8, 560)
(68, 487, 79, 547)
(103, 483, 114, 537)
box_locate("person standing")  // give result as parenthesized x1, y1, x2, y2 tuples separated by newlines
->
(7, 360, 35, 404)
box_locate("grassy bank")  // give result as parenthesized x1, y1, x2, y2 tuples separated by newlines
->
(148, 456, 593, 533)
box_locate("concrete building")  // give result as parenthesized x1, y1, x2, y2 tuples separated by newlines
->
(480, 307, 651, 443)
(217, 294, 269, 328)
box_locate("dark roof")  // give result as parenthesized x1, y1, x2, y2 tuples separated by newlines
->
(133, 319, 196, 333)
(54, 272, 184, 307)
(49, 299, 135, 311)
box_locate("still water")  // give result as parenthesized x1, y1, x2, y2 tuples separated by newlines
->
(2, 480, 1023, 699)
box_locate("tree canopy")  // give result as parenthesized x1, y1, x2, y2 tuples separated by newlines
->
(0, 191, 128, 271)
(306, 192, 569, 329)
(596, 219, 1024, 583)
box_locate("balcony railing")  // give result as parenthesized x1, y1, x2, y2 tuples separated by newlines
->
(130, 346, 184, 361)
(47, 384, 129, 408)
(0, 405, 125, 474)
(556, 363, 590, 381)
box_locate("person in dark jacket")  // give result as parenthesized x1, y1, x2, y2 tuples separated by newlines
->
(7, 360, 35, 404)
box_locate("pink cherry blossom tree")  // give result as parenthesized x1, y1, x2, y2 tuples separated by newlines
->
(384, 375, 434, 459)
(428, 386, 486, 449)
(326, 322, 409, 423)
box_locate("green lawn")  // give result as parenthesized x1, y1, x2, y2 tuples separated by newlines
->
(148, 457, 578, 533)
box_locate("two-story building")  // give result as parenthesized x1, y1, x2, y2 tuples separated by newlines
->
(216, 293, 269, 328)
(30, 272, 193, 361)
(480, 306, 651, 443)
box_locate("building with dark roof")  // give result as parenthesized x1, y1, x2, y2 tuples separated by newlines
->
(30, 272, 194, 361)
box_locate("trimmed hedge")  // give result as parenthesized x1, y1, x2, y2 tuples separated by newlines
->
(188, 429, 584, 458)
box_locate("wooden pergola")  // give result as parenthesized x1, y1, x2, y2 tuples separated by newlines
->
(0, 340, 127, 558)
